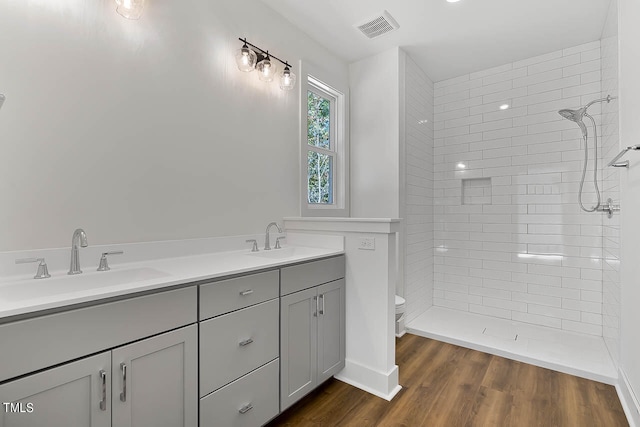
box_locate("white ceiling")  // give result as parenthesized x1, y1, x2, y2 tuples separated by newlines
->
(260, 0, 612, 82)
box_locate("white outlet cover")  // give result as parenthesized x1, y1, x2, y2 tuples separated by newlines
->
(358, 237, 375, 250)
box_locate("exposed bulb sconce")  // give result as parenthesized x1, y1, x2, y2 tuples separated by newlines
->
(115, 0, 144, 20)
(235, 38, 296, 91)
(236, 41, 258, 72)
(257, 52, 277, 82)
(0, 94, 5, 110)
(280, 65, 296, 91)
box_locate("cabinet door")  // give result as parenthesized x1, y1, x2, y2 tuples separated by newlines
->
(280, 287, 318, 411)
(317, 279, 346, 383)
(111, 324, 197, 427)
(0, 352, 111, 427)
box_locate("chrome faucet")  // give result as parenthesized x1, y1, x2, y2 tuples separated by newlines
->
(264, 222, 283, 250)
(68, 228, 88, 275)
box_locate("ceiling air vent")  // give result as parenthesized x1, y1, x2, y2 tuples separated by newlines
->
(356, 10, 400, 39)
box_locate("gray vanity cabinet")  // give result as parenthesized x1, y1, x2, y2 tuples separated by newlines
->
(279, 255, 346, 412)
(111, 324, 198, 427)
(0, 352, 111, 427)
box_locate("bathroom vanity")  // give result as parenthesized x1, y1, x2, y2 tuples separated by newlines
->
(0, 252, 345, 427)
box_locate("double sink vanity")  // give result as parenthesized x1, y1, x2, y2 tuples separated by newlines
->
(0, 232, 346, 427)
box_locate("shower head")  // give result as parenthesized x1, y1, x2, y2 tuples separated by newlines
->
(558, 107, 587, 138)
(558, 95, 616, 139)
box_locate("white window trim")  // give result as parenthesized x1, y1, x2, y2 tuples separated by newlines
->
(300, 61, 349, 217)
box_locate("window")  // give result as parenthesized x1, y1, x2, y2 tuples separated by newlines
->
(301, 68, 348, 217)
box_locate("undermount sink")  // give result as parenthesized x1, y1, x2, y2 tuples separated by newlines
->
(246, 246, 297, 259)
(1, 267, 170, 302)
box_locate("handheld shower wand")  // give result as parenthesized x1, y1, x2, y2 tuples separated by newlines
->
(558, 95, 616, 213)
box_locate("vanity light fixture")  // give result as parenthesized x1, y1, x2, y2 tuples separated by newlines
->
(235, 38, 296, 91)
(500, 103, 510, 110)
(115, 0, 144, 20)
(447, 0, 462, 3)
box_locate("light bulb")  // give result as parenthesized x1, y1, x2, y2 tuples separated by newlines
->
(115, 0, 144, 19)
(279, 66, 297, 91)
(257, 56, 277, 82)
(235, 44, 257, 72)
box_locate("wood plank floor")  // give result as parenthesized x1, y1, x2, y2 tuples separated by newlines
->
(267, 334, 628, 427)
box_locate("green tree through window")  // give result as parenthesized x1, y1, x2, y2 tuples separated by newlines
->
(307, 90, 333, 204)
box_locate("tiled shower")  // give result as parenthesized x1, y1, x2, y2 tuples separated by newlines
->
(403, 8, 621, 370)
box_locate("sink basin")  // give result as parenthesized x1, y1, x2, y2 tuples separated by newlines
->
(247, 247, 297, 259)
(0, 267, 170, 302)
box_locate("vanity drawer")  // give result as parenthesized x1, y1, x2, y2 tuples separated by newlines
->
(199, 299, 279, 397)
(200, 359, 279, 427)
(199, 270, 279, 320)
(280, 255, 345, 296)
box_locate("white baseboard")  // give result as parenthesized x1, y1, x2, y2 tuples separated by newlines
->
(617, 368, 640, 427)
(334, 360, 401, 401)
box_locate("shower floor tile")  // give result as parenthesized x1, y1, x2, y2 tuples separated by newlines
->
(406, 306, 617, 384)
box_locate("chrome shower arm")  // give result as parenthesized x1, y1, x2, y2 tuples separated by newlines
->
(584, 95, 617, 110)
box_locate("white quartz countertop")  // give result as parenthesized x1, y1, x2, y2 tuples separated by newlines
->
(0, 245, 343, 320)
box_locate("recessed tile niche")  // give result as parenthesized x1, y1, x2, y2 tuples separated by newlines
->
(462, 178, 492, 205)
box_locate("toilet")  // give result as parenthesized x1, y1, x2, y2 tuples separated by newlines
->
(395, 295, 406, 337)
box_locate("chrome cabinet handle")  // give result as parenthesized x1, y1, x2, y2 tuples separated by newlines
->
(239, 289, 254, 296)
(320, 294, 325, 315)
(239, 403, 253, 414)
(120, 363, 127, 402)
(99, 370, 107, 411)
(313, 296, 318, 317)
(239, 338, 254, 347)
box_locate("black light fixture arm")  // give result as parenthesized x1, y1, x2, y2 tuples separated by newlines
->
(239, 37, 292, 69)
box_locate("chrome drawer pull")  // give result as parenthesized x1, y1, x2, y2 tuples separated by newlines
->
(99, 370, 107, 411)
(313, 296, 318, 317)
(239, 289, 254, 296)
(239, 338, 254, 347)
(239, 403, 254, 414)
(319, 294, 325, 315)
(120, 363, 127, 402)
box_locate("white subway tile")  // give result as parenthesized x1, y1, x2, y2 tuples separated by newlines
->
(513, 50, 562, 69)
(562, 319, 602, 336)
(435, 74, 470, 89)
(581, 48, 601, 63)
(434, 298, 469, 311)
(512, 292, 561, 307)
(527, 75, 581, 95)
(528, 283, 580, 299)
(483, 87, 528, 104)
(528, 304, 580, 321)
(470, 304, 512, 319)
(562, 40, 600, 56)
(470, 63, 513, 80)
(512, 89, 562, 108)
(527, 54, 580, 75)
(513, 69, 563, 88)
(482, 67, 527, 86)
(512, 312, 562, 328)
(563, 60, 601, 78)
(470, 80, 513, 98)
